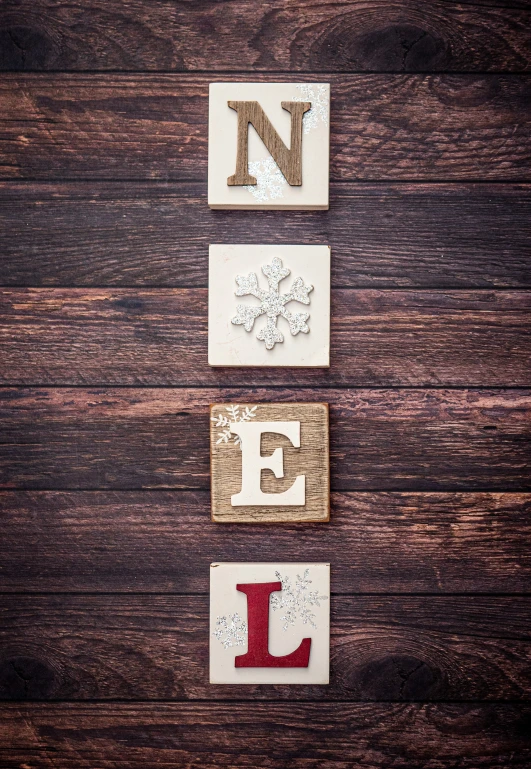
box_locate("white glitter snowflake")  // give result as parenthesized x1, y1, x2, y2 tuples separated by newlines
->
(212, 613, 248, 649)
(211, 404, 257, 448)
(213, 569, 328, 650)
(244, 157, 287, 202)
(270, 569, 328, 632)
(292, 84, 329, 134)
(231, 257, 313, 350)
(243, 87, 328, 201)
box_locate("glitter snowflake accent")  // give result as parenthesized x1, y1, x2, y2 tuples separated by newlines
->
(212, 569, 328, 650)
(212, 613, 248, 649)
(211, 404, 257, 448)
(243, 86, 328, 201)
(231, 257, 313, 350)
(270, 569, 328, 632)
(292, 84, 329, 134)
(244, 157, 287, 203)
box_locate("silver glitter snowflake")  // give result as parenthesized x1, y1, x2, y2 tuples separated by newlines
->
(270, 569, 328, 632)
(244, 157, 287, 202)
(212, 613, 248, 649)
(292, 84, 329, 134)
(231, 257, 313, 350)
(243, 87, 328, 201)
(213, 569, 328, 650)
(211, 404, 257, 449)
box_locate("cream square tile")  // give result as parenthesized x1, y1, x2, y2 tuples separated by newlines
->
(208, 244, 330, 367)
(208, 82, 330, 210)
(210, 562, 330, 684)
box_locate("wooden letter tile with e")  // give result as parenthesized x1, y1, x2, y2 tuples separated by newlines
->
(210, 402, 329, 523)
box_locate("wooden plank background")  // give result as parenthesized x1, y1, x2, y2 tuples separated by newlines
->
(0, 2, 530, 767)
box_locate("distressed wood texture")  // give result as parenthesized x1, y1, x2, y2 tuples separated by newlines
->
(1, 0, 530, 765)
(210, 403, 330, 523)
(0, 491, 529, 594)
(1, 74, 530, 181)
(1, 0, 530, 72)
(1, 389, 529, 492)
(0, 595, 530, 701)
(1, 289, 530, 386)
(0, 703, 530, 768)
(226, 100, 309, 187)
(1, 182, 530, 289)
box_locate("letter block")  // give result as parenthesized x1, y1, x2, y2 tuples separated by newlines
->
(208, 82, 330, 209)
(210, 562, 330, 684)
(210, 402, 329, 523)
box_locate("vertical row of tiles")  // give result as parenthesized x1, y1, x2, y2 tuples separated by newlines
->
(207, 82, 332, 683)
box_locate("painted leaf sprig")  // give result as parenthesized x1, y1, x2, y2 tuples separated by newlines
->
(211, 404, 258, 448)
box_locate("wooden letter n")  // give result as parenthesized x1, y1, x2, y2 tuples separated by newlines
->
(227, 101, 311, 187)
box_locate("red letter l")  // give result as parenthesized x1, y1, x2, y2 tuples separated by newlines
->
(235, 581, 311, 668)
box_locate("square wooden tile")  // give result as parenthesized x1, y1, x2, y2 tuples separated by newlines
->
(210, 402, 329, 523)
(208, 82, 330, 210)
(210, 562, 330, 684)
(208, 244, 330, 368)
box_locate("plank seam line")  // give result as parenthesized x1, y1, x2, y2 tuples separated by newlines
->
(1, 592, 530, 598)
(4, 178, 531, 185)
(3, 286, 531, 292)
(2, 179, 531, 187)
(2, 487, 531, 493)
(4, 69, 531, 76)
(2, 491, 531, 496)
(0, 698, 528, 704)
(2, 385, 531, 391)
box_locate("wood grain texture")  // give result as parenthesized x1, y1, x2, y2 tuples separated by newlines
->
(1, 1, 530, 72)
(1, 389, 529, 492)
(227, 100, 309, 187)
(0, 491, 529, 594)
(210, 403, 330, 523)
(2, 182, 530, 289)
(0, 702, 530, 768)
(1, 289, 530, 386)
(0, 1, 529, 766)
(0, 595, 530, 701)
(1, 74, 530, 181)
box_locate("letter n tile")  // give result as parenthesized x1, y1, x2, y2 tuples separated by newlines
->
(210, 403, 329, 523)
(208, 82, 330, 210)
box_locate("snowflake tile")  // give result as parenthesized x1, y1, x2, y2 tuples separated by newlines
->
(210, 562, 330, 685)
(208, 82, 330, 210)
(209, 244, 330, 367)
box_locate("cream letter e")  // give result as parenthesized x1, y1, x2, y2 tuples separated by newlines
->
(230, 421, 305, 506)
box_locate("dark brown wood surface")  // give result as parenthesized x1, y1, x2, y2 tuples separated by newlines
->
(1, 389, 530, 491)
(1, 492, 529, 593)
(1, 1, 530, 766)
(1, 74, 530, 181)
(1, 0, 530, 72)
(2, 290, 530, 386)
(0, 703, 530, 769)
(1, 595, 530, 701)
(1, 183, 530, 288)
